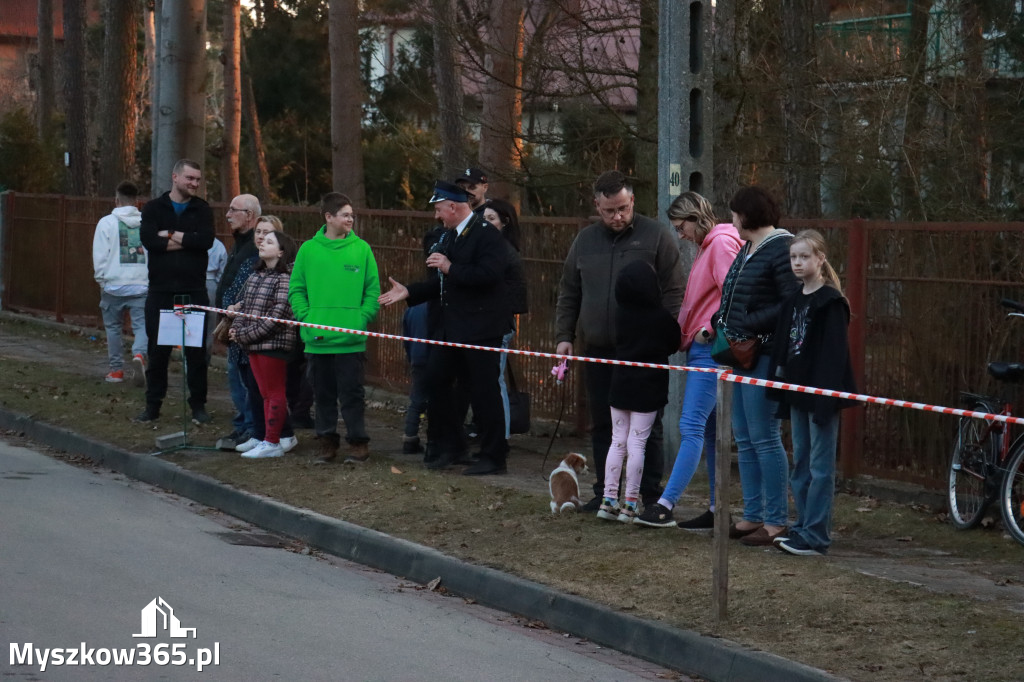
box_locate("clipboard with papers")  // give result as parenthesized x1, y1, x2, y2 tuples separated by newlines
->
(156, 309, 205, 347)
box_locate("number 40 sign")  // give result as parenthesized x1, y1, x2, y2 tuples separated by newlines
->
(668, 164, 682, 197)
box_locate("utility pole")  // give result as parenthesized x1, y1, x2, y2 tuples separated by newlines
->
(658, 0, 714, 462)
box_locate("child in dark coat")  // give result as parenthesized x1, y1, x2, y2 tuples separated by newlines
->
(768, 229, 858, 555)
(597, 261, 682, 523)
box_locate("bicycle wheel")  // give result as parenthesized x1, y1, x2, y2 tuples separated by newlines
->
(999, 445, 1024, 546)
(948, 415, 995, 529)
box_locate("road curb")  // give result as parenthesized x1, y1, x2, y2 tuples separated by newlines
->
(0, 407, 841, 682)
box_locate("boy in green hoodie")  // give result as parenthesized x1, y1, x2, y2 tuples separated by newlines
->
(289, 193, 381, 463)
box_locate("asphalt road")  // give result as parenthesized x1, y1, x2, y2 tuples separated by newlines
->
(0, 438, 682, 681)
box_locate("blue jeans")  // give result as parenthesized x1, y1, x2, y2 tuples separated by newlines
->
(99, 291, 147, 370)
(733, 354, 789, 526)
(662, 342, 718, 508)
(789, 406, 839, 549)
(227, 352, 253, 436)
(497, 329, 515, 439)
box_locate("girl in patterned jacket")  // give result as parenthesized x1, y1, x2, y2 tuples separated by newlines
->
(229, 230, 299, 459)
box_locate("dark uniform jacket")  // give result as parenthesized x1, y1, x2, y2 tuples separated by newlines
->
(407, 212, 509, 343)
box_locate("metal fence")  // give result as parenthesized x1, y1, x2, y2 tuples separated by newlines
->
(0, 192, 588, 433)
(4, 191, 1024, 489)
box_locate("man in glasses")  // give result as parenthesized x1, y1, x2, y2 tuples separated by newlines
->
(554, 170, 684, 511)
(214, 194, 262, 448)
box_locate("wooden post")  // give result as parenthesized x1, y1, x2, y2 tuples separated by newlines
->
(1, 191, 15, 310)
(55, 195, 67, 323)
(711, 370, 732, 623)
(841, 219, 868, 479)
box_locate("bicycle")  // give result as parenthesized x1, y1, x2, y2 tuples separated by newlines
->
(948, 298, 1024, 546)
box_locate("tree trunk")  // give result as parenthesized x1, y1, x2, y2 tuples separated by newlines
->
(63, 0, 90, 195)
(779, 0, 821, 218)
(148, 0, 160, 194)
(959, 1, 988, 208)
(478, 0, 524, 205)
(432, 0, 466, 179)
(241, 40, 271, 201)
(634, 0, 658, 217)
(99, 0, 141, 193)
(328, 0, 366, 206)
(153, 0, 207, 195)
(898, 0, 934, 220)
(36, 0, 55, 139)
(712, 0, 742, 213)
(221, 0, 242, 200)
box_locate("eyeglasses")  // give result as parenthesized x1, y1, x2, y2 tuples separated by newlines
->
(227, 206, 249, 213)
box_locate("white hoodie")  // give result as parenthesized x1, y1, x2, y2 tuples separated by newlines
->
(92, 205, 148, 296)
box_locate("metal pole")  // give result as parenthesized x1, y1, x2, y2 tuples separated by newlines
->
(711, 371, 731, 623)
(660, 0, 714, 462)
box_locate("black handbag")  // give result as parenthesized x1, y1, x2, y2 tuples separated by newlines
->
(506, 359, 531, 435)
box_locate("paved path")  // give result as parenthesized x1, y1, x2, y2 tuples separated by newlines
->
(0, 438, 683, 681)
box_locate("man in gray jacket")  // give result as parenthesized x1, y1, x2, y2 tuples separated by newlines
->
(555, 170, 684, 510)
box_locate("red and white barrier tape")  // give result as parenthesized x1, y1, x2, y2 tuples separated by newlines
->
(177, 303, 1024, 426)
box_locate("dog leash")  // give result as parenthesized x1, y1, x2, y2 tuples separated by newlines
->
(539, 360, 570, 481)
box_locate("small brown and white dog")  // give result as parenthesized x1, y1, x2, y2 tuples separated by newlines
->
(549, 452, 589, 514)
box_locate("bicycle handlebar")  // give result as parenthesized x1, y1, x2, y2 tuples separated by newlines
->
(1000, 298, 1024, 314)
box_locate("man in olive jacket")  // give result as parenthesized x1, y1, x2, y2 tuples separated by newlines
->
(137, 159, 215, 424)
(555, 170, 684, 508)
(289, 192, 380, 464)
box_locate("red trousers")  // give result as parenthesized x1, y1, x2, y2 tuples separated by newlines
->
(249, 353, 288, 444)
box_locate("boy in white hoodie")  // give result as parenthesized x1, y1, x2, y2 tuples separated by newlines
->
(92, 181, 148, 385)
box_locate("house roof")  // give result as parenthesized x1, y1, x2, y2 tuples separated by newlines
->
(0, 0, 65, 41)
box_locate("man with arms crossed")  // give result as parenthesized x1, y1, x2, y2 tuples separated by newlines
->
(137, 159, 215, 424)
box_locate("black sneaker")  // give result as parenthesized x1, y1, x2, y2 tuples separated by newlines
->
(775, 534, 826, 556)
(581, 495, 602, 512)
(677, 509, 715, 531)
(635, 502, 677, 528)
(402, 438, 423, 454)
(134, 406, 160, 423)
(191, 407, 211, 425)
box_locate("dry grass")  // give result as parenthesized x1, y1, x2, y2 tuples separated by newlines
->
(3, 316, 1024, 681)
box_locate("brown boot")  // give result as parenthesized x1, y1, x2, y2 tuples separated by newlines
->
(314, 436, 339, 464)
(344, 442, 370, 464)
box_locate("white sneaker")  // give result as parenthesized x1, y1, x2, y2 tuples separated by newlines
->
(235, 437, 260, 453)
(280, 436, 298, 453)
(241, 441, 283, 459)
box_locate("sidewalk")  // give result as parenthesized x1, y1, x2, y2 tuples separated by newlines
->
(2, 311, 1023, 681)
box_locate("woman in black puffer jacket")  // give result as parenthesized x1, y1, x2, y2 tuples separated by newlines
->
(715, 187, 800, 547)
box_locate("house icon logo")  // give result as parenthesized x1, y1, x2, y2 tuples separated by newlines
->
(132, 597, 197, 639)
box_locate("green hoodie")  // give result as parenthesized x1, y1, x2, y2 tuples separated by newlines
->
(288, 226, 380, 354)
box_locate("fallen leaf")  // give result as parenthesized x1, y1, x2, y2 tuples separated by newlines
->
(427, 577, 441, 591)
(488, 501, 505, 511)
(390, 465, 403, 474)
